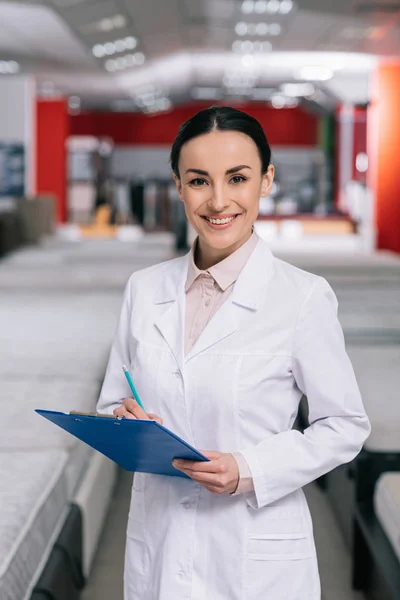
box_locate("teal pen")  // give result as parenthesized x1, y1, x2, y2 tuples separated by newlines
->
(122, 365, 145, 411)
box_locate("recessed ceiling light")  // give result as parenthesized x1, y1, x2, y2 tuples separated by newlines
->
(256, 23, 269, 35)
(241, 0, 255, 14)
(269, 23, 281, 35)
(7, 61, 19, 74)
(93, 44, 105, 57)
(281, 83, 315, 97)
(232, 41, 242, 52)
(124, 36, 137, 50)
(114, 40, 126, 52)
(255, 0, 268, 13)
(99, 18, 114, 32)
(104, 42, 116, 55)
(297, 66, 333, 81)
(235, 22, 248, 36)
(279, 0, 294, 14)
(105, 59, 117, 72)
(112, 15, 127, 28)
(266, 0, 280, 14)
(242, 40, 253, 52)
(262, 41, 272, 51)
(134, 52, 145, 65)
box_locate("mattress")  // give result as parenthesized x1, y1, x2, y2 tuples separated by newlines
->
(0, 379, 99, 495)
(0, 451, 70, 600)
(298, 345, 400, 454)
(374, 473, 400, 563)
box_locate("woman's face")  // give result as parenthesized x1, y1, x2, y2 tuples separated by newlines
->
(174, 130, 274, 260)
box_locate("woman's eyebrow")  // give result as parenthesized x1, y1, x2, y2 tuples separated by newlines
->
(185, 165, 252, 176)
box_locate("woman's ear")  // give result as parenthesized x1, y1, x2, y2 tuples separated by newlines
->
(173, 174, 183, 201)
(260, 164, 275, 198)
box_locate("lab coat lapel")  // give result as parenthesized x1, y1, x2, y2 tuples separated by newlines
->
(186, 238, 274, 362)
(153, 256, 189, 374)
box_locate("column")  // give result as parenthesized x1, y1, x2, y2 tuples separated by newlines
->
(36, 98, 69, 223)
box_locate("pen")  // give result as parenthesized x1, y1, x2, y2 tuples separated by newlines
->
(122, 365, 145, 411)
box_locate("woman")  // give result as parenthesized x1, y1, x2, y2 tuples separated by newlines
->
(97, 106, 371, 600)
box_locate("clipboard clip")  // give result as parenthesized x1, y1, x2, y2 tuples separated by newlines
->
(69, 410, 124, 420)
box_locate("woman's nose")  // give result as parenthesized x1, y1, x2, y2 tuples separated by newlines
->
(207, 185, 229, 211)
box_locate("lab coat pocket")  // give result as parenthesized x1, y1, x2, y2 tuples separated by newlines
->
(247, 532, 313, 561)
(244, 532, 318, 599)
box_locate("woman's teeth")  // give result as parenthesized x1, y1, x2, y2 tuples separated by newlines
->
(205, 216, 236, 225)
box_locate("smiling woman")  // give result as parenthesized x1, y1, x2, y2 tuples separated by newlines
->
(170, 106, 275, 269)
(97, 105, 371, 600)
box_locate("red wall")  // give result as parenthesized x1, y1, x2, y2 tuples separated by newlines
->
(36, 99, 68, 223)
(69, 102, 318, 146)
(369, 64, 400, 253)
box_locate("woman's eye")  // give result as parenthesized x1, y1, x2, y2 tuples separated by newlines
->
(231, 175, 246, 184)
(189, 178, 207, 186)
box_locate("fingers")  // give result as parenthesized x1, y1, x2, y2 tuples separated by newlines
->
(172, 458, 225, 474)
(113, 401, 163, 424)
(148, 413, 163, 425)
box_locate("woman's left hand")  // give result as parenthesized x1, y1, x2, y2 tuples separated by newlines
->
(172, 451, 239, 495)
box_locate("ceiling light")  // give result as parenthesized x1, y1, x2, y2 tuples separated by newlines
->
(235, 22, 248, 36)
(255, 0, 268, 13)
(115, 57, 126, 70)
(253, 41, 263, 52)
(262, 41, 272, 51)
(124, 54, 136, 67)
(104, 42, 116, 55)
(68, 96, 81, 110)
(112, 15, 127, 28)
(241, 0, 255, 14)
(114, 39, 126, 52)
(279, 0, 294, 14)
(271, 93, 299, 108)
(93, 44, 105, 57)
(124, 36, 137, 49)
(281, 83, 315, 97)
(105, 59, 117, 72)
(269, 23, 281, 35)
(134, 52, 145, 65)
(247, 24, 257, 35)
(232, 41, 242, 52)
(0, 60, 20, 74)
(256, 23, 269, 35)
(297, 66, 333, 81)
(242, 40, 253, 52)
(266, 0, 280, 13)
(99, 18, 114, 31)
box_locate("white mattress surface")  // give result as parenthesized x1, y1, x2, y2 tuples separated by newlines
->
(346, 346, 400, 452)
(374, 473, 400, 562)
(0, 451, 69, 600)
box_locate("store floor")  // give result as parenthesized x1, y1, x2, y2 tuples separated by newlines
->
(82, 469, 365, 600)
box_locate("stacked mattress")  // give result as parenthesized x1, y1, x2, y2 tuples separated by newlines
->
(374, 473, 400, 563)
(0, 232, 175, 600)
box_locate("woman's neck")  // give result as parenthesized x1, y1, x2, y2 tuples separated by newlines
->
(195, 230, 253, 271)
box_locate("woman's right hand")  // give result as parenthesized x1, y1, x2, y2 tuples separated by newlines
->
(113, 397, 163, 425)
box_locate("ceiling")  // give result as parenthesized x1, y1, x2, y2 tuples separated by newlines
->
(0, 0, 399, 111)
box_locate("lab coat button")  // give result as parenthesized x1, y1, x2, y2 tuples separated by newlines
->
(173, 370, 181, 378)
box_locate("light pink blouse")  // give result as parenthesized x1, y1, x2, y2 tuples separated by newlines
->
(185, 232, 258, 495)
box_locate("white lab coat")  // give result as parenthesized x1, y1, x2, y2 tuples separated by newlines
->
(97, 237, 371, 600)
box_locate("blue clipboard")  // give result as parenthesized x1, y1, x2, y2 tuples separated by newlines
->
(35, 410, 209, 478)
